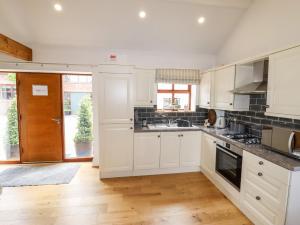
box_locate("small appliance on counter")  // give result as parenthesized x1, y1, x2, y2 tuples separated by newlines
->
(262, 126, 300, 160)
(215, 116, 226, 129)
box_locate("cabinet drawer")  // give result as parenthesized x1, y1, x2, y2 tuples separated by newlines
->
(242, 178, 287, 225)
(243, 165, 289, 204)
(243, 151, 290, 185)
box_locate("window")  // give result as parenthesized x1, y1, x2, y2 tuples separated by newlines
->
(0, 85, 16, 100)
(157, 83, 196, 111)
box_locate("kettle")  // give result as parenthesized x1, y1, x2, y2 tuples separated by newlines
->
(215, 116, 226, 129)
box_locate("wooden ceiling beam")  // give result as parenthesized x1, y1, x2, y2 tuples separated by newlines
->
(0, 34, 32, 61)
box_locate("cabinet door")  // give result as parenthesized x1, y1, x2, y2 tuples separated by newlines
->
(99, 73, 134, 124)
(160, 132, 181, 168)
(199, 72, 213, 108)
(100, 124, 133, 172)
(180, 132, 201, 167)
(214, 66, 235, 110)
(134, 69, 155, 106)
(267, 46, 300, 117)
(134, 132, 161, 170)
(200, 133, 216, 175)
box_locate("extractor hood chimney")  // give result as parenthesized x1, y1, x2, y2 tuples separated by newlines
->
(232, 60, 268, 94)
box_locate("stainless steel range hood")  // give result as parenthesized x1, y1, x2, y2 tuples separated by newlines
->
(232, 60, 268, 94)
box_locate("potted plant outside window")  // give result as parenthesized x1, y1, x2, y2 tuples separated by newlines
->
(7, 98, 19, 159)
(74, 96, 93, 156)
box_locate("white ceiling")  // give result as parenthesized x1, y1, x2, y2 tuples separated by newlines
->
(0, 0, 252, 54)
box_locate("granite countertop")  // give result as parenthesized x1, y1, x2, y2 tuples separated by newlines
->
(134, 124, 300, 171)
(134, 125, 202, 133)
(200, 126, 300, 172)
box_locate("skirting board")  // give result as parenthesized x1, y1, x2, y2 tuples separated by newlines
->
(100, 166, 201, 179)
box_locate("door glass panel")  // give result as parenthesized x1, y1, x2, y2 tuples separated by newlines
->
(0, 73, 20, 161)
(174, 84, 189, 90)
(63, 75, 93, 159)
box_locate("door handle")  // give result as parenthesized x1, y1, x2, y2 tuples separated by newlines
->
(51, 118, 61, 124)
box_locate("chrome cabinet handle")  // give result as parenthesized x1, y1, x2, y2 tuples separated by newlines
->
(288, 132, 295, 153)
(157, 135, 160, 138)
(213, 141, 216, 144)
(256, 196, 261, 201)
(130, 118, 133, 121)
(178, 134, 181, 137)
(130, 127, 133, 130)
(258, 172, 263, 177)
(150, 100, 153, 103)
(51, 118, 61, 124)
(258, 161, 264, 165)
(207, 101, 210, 104)
(229, 103, 233, 106)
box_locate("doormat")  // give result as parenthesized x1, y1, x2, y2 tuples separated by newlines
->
(0, 163, 80, 187)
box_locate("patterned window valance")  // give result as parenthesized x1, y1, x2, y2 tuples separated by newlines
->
(155, 69, 202, 84)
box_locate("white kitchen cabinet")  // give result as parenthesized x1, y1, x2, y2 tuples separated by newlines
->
(99, 73, 134, 124)
(214, 65, 250, 111)
(100, 124, 134, 174)
(200, 133, 216, 176)
(180, 131, 201, 167)
(134, 68, 156, 106)
(160, 132, 181, 168)
(241, 151, 289, 225)
(266, 46, 300, 119)
(134, 132, 161, 170)
(199, 71, 214, 108)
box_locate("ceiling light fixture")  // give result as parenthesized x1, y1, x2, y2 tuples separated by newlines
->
(54, 3, 63, 12)
(139, 11, 146, 19)
(198, 16, 206, 24)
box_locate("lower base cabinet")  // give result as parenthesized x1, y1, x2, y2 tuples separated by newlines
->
(200, 133, 216, 176)
(100, 124, 134, 176)
(133, 131, 202, 172)
(240, 151, 289, 225)
(134, 132, 161, 170)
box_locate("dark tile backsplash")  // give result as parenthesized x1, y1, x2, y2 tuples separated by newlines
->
(225, 94, 300, 137)
(134, 106, 208, 126)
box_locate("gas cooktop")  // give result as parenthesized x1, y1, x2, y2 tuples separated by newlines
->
(222, 133, 261, 145)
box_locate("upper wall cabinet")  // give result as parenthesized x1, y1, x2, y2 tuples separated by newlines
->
(199, 71, 214, 109)
(214, 65, 252, 111)
(134, 69, 156, 107)
(99, 71, 134, 124)
(266, 46, 300, 119)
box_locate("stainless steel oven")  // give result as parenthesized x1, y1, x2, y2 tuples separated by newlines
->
(216, 141, 243, 190)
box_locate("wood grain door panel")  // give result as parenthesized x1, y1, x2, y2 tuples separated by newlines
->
(17, 73, 63, 163)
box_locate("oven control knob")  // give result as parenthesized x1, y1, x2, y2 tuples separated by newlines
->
(258, 161, 264, 165)
(258, 172, 263, 177)
(256, 196, 261, 201)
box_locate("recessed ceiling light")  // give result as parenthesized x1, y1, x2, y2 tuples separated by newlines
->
(198, 17, 206, 24)
(54, 3, 63, 12)
(139, 11, 146, 19)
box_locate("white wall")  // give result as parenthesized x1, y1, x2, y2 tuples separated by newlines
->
(31, 44, 216, 70)
(217, 0, 300, 65)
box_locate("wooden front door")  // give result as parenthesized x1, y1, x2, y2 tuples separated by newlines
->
(17, 73, 63, 163)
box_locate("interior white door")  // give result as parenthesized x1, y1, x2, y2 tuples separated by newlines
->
(180, 131, 201, 167)
(214, 66, 235, 110)
(134, 132, 161, 170)
(267, 46, 300, 117)
(99, 73, 134, 124)
(100, 124, 133, 172)
(200, 72, 213, 108)
(134, 69, 155, 106)
(200, 133, 216, 175)
(160, 132, 181, 168)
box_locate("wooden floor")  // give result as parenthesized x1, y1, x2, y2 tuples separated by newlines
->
(0, 163, 252, 225)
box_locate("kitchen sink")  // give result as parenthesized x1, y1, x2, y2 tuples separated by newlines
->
(147, 123, 199, 130)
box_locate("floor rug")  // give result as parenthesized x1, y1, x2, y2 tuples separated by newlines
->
(0, 163, 80, 187)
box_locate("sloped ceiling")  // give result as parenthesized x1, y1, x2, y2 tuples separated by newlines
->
(0, 0, 252, 54)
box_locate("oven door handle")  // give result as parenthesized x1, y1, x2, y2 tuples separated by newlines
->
(217, 147, 238, 159)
